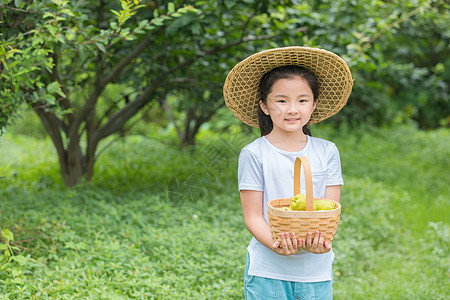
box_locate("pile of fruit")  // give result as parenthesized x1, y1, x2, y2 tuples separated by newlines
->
(281, 194, 336, 211)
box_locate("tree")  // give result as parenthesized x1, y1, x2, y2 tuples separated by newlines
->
(151, 0, 308, 145)
(158, 0, 449, 145)
(306, 0, 449, 128)
(0, 0, 305, 186)
(1, 0, 198, 187)
(1, 0, 447, 187)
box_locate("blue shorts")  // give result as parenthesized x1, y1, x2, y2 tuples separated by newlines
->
(244, 254, 333, 300)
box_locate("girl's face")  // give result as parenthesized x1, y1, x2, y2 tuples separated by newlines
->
(260, 76, 316, 135)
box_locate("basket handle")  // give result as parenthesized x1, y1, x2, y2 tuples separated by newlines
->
(294, 156, 314, 211)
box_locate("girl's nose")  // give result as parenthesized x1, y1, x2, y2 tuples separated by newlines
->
(286, 102, 298, 114)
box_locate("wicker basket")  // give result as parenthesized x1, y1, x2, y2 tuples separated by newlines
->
(267, 156, 341, 243)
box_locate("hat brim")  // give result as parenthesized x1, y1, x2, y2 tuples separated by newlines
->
(223, 46, 353, 127)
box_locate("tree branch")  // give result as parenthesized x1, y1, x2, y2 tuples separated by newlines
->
(161, 33, 279, 80)
(93, 81, 162, 142)
(352, 4, 425, 59)
(90, 30, 279, 144)
(240, 13, 257, 38)
(96, 96, 127, 127)
(31, 103, 66, 161)
(99, 37, 152, 87)
(0, 5, 36, 13)
(200, 99, 226, 125)
(84, 0, 108, 176)
(49, 52, 74, 125)
(160, 97, 183, 141)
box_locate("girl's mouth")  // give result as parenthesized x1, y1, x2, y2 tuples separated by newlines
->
(285, 118, 300, 123)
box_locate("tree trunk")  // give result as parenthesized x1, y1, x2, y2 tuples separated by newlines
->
(32, 103, 96, 188)
(181, 118, 202, 147)
(180, 101, 226, 147)
(59, 144, 87, 188)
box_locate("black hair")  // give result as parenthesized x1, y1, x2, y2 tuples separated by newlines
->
(258, 65, 319, 136)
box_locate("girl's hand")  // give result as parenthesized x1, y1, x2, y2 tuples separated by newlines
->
(272, 232, 302, 255)
(298, 231, 331, 254)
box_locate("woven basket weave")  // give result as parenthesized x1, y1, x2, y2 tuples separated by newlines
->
(267, 156, 341, 243)
(223, 46, 353, 127)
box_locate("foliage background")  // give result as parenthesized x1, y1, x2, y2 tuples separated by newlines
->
(0, 0, 449, 299)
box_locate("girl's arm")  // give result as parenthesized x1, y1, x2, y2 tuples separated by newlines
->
(240, 190, 301, 256)
(325, 185, 341, 203)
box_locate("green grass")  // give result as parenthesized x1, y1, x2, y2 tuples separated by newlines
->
(0, 124, 448, 299)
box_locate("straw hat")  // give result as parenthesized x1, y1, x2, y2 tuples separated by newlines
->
(223, 46, 353, 126)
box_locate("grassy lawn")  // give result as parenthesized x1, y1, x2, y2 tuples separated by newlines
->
(0, 124, 448, 299)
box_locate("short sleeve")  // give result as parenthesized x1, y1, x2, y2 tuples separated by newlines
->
(326, 144, 344, 186)
(238, 148, 264, 191)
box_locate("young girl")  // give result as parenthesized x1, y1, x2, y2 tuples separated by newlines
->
(223, 47, 353, 299)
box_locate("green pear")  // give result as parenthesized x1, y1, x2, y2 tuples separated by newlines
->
(314, 199, 335, 210)
(290, 194, 307, 211)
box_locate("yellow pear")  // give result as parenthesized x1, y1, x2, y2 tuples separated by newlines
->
(290, 194, 307, 211)
(314, 199, 335, 210)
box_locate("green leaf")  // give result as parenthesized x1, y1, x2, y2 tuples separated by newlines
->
(62, 108, 74, 115)
(2, 229, 14, 242)
(11, 255, 27, 265)
(138, 20, 148, 28)
(43, 12, 54, 19)
(95, 42, 106, 53)
(111, 37, 121, 45)
(168, 2, 175, 13)
(46, 81, 60, 94)
(120, 0, 127, 10)
(0, 244, 8, 250)
(11, 268, 22, 277)
(65, 30, 75, 41)
(43, 94, 56, 105)
(11, 277, 24, 284)
(14, 0, 24, 8)
(111, 9, 121, 17)
(153, 9, 159, 18)
(153, 18, 164, 26)
(51, 0, 69, 6)
(1, 58, 9, 72)
(46, 81, 65, 98)
(8, 60, 19, 70)
(224, 0, 235, 9)
(60, 8, 75, 17)
(191, 23, 201, 35)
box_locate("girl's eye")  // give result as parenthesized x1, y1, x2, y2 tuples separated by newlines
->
(277, 100, 287, 103)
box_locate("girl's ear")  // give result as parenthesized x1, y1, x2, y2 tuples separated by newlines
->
(260, 100, 269, 115)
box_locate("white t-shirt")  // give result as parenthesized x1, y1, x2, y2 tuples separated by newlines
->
(238, 135, 344, 282)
